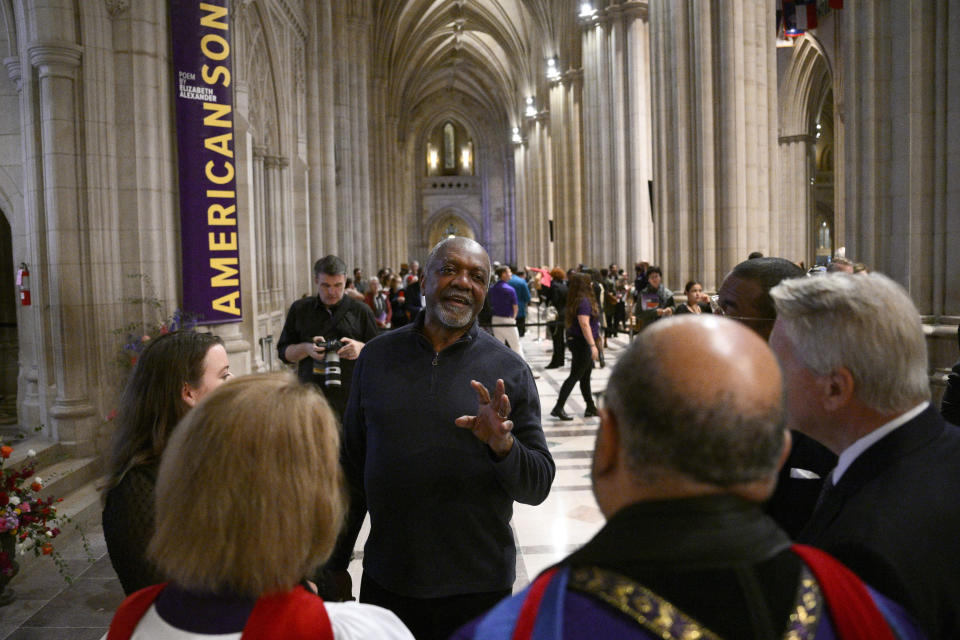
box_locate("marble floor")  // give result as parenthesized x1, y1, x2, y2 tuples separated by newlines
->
(0, 321, 630, 638)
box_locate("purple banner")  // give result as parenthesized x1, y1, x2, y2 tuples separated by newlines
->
(171, 0, 242, 324)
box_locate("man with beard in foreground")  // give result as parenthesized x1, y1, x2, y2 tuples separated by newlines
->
(327, 236, 555, 640)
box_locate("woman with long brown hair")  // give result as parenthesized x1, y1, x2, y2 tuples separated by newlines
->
(101, 331, 232, 595)
(550, 272, 600, 420)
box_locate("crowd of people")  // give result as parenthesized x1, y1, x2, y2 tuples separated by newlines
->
(100, 238, 960, 640)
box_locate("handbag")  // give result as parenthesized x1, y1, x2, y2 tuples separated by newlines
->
(545, 305, 558, 322)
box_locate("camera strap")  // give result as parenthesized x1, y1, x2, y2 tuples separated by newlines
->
(317, 297, 352, 339)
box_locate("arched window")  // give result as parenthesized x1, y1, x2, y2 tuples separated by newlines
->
(443, 122, 456, 170)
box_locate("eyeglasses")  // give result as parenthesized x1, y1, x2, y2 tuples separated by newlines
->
(708, 295, 775, 326)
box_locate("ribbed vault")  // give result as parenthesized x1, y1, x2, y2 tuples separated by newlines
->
(371, 0, 572, 136)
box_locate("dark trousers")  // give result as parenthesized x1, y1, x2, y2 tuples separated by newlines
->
(360, 573, 510, 640)
(516, 315, 526, 337)
(554, 335, 595, 412)
(604, 311, 617, 336)
(547, 320, 565, 366)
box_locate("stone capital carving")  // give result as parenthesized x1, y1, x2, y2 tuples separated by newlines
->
(563, 69, 584, 87)
(264, 154, 289, 169)
(778, 134, 815, 146)
(622, 1, 649, 21)
(27, 41, 82, 77)
(579, 13, 600, 30)
(105, 0, 130, 17)
(3, 56, 21, 92)
(252, 144, 269, 159)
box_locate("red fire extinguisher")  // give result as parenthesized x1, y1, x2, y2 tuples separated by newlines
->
(17, 263, 30, 306)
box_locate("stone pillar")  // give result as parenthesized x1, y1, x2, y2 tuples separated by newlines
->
(550, 80, 567, 268)
(6, 53, 46, 433)
(332, 6, 354, 265)
(594, 13, 612, 266)
(263, 154, 287, 311)
(28, 41, 98, 454)
(353, 12, 373, 271)
(580, 2, 653, 271)
(777, 135, 814, 263)
(306, 0, 325, 266)
(566, 72, 585, 270)
(607, 5, 628, 267)
(513, 140, 527, 266)
(580, 21, 598, 269)
(252, 145, 268, 301)
(650, 0, 778, 289)
(546, 68, 585, 271)
(624, 2, 654, 267)
(843, 1, 959, 317)
(841, 1, 960, 401)
(319, 0, 338, 255)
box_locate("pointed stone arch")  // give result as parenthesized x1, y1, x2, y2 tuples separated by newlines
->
(424, 206, 480, 249)
(778, 34, 836, 266)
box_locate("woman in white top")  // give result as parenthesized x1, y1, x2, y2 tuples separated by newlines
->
(105, 372, 413, 640)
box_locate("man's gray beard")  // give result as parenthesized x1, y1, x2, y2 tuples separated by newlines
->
(435, 302, 475, 329)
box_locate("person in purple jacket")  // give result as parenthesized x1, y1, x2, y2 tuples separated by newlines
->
(455, 315, 924, 640)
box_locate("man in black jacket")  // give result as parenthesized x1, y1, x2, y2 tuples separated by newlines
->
(276, 254, 378, 418)
(770, 272, 960, 639)
(328, 237, 555, 640)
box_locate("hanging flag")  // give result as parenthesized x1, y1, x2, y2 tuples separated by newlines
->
(170, 0, 243, 324)
(829, 0, 843, 8)
(795, 3, 807, 31)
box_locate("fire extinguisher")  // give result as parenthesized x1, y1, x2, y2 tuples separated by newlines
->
(17, 263, 30, 306)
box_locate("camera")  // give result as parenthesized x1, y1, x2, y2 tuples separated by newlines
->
(312, 339, 343, 387)
(315, 339, 343, 351)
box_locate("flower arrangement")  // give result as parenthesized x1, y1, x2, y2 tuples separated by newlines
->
(0, 442, 67, 580)
(113, 273, 199, 370)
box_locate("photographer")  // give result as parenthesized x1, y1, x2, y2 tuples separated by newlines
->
(277, 255, 379, 419)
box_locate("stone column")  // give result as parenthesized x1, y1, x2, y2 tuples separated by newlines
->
(306, 0, 325, 265)
(777, 135, 814, 263)
(28, 41, 98, 454)
(650, 0, 778, 289)
(624, 2, 654, 267)
(841, 1, 960, 400)
(252, 145, 268, 301)
(319, 0, 338, 255)
(5, 53, 46, 433)
(594, 13, 612, 266)
(513, 140, 527, 266)
(843, 1, 959, 316)
(548, 81, 565, 268)
(579, 20, 598, 269)
(565, 71, 584, 270)
(607, 4, 628, 267)
(332, 6, 354, 265)
(353, 12, 373, 271)
(263, 154, 287, 310)
(581, 3, 653, 270)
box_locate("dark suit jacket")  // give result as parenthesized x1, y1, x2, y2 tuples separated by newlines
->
(798, 404, 960, 639)
(942, 358, 960, 426)
(765, 430, 837, 539)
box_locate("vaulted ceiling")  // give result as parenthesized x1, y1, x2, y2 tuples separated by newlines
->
(370, 0, 581, 132)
